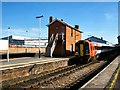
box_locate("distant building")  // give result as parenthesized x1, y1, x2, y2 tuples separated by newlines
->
(2, 35, 48, 47)
(117, 35, 120, 44)
(86, 36, 113, 46)
(86, 36, 106, 44)
(46, 16, 83, 57)
(25, 39, 48, 47)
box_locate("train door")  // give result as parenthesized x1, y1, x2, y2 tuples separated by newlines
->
(80, 44, 84, 56)
(84, 42, 89, 55)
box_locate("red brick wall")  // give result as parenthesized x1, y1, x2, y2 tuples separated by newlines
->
(53, 43, 65, 56)
(48, 21, 66, 56)
(75, 30, 82, 43)
(48, 21, 81, 56)
(66, 26, 81, 55)
(48, 21, 65, 41)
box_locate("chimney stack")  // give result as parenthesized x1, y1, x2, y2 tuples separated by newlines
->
(49, 16, 53, 23)
(75, 25, 79, 30)
(101, 37, 103, 40)
(61, 19, 63, 21)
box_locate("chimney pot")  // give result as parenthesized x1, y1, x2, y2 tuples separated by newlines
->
(101, 37, 103, 40)
(61, 19, 63, 21)
(75, 25, 79, 30)
(49, 16, 53, 23)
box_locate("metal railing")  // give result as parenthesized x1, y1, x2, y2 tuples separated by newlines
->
(45, 33, 65, 57)
(50, 34, 58, 57)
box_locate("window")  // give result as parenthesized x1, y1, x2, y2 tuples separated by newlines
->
(70, 44, 73, 52)
(70, 28, 73, 37)
(55, 26, 59, 30)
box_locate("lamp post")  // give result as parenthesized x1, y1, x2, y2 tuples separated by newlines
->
(36, 15, 43, 58)
(25, 30, 28, 53)
(7, 27, 10, 62)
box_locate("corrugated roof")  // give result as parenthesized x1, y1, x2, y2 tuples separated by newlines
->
(46, 18, 83, 33)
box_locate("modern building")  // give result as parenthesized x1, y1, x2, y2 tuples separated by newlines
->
(2, 35, 48, 47)
(46, 16, 83, 57)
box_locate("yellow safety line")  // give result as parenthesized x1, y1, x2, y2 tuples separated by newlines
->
(109, 66, 120, 90)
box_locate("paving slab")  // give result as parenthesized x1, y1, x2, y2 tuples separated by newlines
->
(0, 56, 69, 70)
(80, 55, 119, 89)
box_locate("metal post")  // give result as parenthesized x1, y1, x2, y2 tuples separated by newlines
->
(36, 15, 43, 58)
(38, 18, 41, 58)
(7, 27, 10, 62)
(26, 30, 28, 53)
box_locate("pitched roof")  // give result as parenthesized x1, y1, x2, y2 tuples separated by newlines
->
(86, 36, 106, 42)
(46, 18, 83, 33)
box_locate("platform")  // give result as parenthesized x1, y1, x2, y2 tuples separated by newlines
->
(0, 56, 69, 70)
(0, 56, 69, 82)
(106, 64, 120, 89)
(80, 55, 119, 89)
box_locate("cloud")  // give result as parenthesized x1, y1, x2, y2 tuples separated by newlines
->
(30, 28, 39, 33)
(2, 27, 48, 38)
(0, 28, 2, 34)
(4, 28, 26, 35)
(104, 13, 112, 20)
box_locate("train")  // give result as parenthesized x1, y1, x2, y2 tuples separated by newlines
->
(74, 40, 115, 63)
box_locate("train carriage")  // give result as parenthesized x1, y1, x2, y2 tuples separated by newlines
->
(75, 40, 113, 63)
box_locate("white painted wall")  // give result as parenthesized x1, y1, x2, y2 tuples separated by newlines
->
(24, 39, 48, 47)
(0, 40, 8, 50)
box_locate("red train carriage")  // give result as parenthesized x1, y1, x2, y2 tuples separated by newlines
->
(75, 40, 100, 63)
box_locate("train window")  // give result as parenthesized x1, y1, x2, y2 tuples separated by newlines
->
(96, 47, 101, 50)
(94, 46, 98, 50)
(85, 42, 89, 54)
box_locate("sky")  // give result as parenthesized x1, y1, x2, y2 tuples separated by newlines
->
(2, 2, 118, 44)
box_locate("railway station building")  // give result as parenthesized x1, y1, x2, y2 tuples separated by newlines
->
(45, 16, 83, 57)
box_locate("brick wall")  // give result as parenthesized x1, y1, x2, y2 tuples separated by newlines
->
(66, 26, 81, 55)
(0, 47, 46, 54)
(49, 21, 65, 41)
(49, 21, 66, 56)
(1, 59, 68, 82)
(48, 20, 82, 56)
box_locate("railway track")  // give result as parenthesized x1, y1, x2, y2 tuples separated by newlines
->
(2, 44, 119, 90)
(2, 60, 106, 89)
(2, 65, 75, 88)
(33, 61, 106, 89)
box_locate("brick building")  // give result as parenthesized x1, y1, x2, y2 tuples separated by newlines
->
(46, 16, 83, 57)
